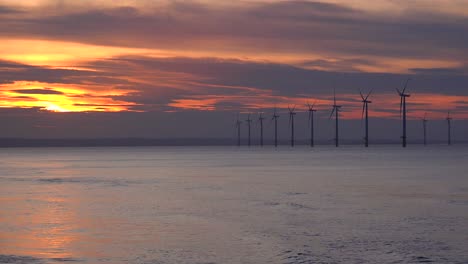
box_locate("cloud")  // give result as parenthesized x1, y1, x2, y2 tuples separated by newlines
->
(0, 59, 140, 111)
(0, 60, 112, 85)
(0, 60, 466, 139)
(0, 5, 22, 15)
(12, 88, 64, 95)
(96, 56, 468, 96)
(0, 0, 467, 72)
(409, 67, 468, 76)
(1, 56, 467, 116)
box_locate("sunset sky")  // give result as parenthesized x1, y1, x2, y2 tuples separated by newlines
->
(0, 0, 467, 141)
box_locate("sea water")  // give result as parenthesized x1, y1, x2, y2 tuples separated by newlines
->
(1, 145, 467, 263)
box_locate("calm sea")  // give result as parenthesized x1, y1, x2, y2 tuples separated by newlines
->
(1, 146, 467, 264)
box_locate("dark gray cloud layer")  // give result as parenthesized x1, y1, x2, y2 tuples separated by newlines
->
(87, 56, 468, 98)
(2, 56, 468, 109)
(0, 5, 22, 14)
(12, 88, 64, 95)
(0, 60, 111, 85)
(1, 1, 467, 64)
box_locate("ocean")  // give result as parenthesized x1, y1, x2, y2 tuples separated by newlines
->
(1, 145, 467, 264)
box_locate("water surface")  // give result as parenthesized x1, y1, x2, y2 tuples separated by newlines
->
(1, 146, 467, 263)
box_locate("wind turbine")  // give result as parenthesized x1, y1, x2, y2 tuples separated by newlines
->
(447, 111, 452, 146)
(329, 90, 342, 147)
(246, 114, 252, 147)
(272, 108, 280, 147)
(235, 115, 242, 147)
(307, 102, 317, 147)
(422, 113, 428, 146)
(360, 89, 373, 147)
(396, 78, 411, 148)
(288, 106, 296, 147)
(258, 113, 265, 147)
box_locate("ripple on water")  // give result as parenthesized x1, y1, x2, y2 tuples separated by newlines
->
(411, 256, 434, 263)
(278, 248, 315, 264)
(38, 177, 140, 186)
(0, 255, 44, 264)
(0, 255, 83, 264)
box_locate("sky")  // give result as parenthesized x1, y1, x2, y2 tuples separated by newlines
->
(0, 0, 467, 142)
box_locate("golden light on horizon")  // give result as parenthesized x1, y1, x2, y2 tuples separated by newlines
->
(44, 103, 68, 112)
(0, 39, 160, 67)
(0, 81, 138, 112)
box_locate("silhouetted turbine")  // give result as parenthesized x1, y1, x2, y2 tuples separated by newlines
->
(288, 106, 296, 147)
(235, 114, 242, 147)
(307, 102, 317, 147)
(422, 113, 428, 146)
(271, 108, 280, 147)
(447, 112, 452, 146)
(396, 78, 411, 148)
(246, 114, 252, 147)
(360, 88, 373, 147)
(258, 113, 265, 147)
(329, 90, 342, 147)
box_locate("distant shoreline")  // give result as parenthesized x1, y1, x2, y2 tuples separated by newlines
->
(0, 138, 464, 148)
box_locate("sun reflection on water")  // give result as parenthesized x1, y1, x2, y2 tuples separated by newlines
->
(0, 169, 81, 261)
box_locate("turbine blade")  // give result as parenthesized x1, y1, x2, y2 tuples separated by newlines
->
(329, 108, 335, 119)
(269, 115, 275, 125)
(396, 88, 402, 95)
(366, 88, 374, 100)
(359, 89, 365, 100)
(402, 78, 411, 94)
(308, 111, 311, 127)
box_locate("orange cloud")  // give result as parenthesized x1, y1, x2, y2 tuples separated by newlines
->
(0, 81, 138, 112)
(168, 92, 468, 120)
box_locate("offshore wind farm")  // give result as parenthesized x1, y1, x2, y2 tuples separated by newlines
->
(232, 79, 460, 148)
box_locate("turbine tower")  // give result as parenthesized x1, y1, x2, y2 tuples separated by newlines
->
(288, 106, 296, 147)
(272, 108, 280, 147)
(397, 78, 411, 148)
(329, 90, 342, 147)
(360, 89, 373, 147)
(307, 102, 317, 147)
(422, 113, 428, 146)
(447, 111, 452, 146)
(246, 114, 253, 147)
(235, 115, 242, 147)
(258, 113, 265, 147)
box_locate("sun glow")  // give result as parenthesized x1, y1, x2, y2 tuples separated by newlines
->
(0, 81, 138, 112)
(0, 39, 159, 67)
(44, 103, 68, 112)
